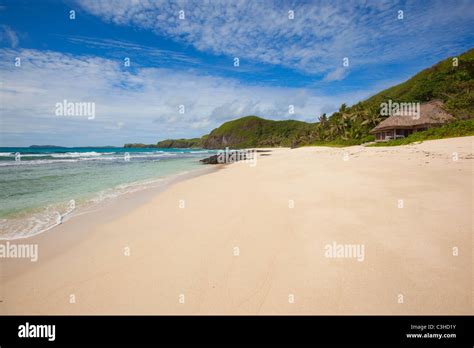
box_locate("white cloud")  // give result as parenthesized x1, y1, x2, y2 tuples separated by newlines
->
(76, 0, 474, 76)
(0, 48, 377, 146)
(324, 67, 350, 82)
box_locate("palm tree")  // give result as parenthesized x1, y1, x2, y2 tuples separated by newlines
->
(316, 123, 328, 141)
(347, 120, 364, 139)
(328, 121, 339, 139)
(333, 115, 346, 137)
(319, 113, 328, 127)
(361, 111, 382, 128)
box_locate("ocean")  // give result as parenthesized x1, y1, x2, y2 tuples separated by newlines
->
(0, 147, 215, 240)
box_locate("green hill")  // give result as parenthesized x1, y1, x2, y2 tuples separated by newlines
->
(124, 138, 205, 148)
(359, 48, 474, 119)
(312, 48, 474, 145)
(156, 138, 203, 148)
(203, 116, 314, 149)
(125, 48, 473, 149)
(124, 143, 158, 148)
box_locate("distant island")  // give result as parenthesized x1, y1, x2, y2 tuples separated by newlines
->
(29, 145, 67, 148)
(29, 145, 118, 148)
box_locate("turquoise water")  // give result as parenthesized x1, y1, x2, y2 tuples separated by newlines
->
(0, 147, 215, 239)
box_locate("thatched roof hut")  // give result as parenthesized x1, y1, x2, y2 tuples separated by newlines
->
(371, 100, 454, 141)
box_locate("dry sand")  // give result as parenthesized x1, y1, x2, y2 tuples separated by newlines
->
(1, 136, 472, 314)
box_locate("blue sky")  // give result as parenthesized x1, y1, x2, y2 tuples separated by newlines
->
(0, 0, 473, 146)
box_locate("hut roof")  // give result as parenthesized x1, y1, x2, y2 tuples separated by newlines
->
(370, 100, 454, 133)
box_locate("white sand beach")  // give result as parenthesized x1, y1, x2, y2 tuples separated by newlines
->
(1, 137, 472, 315)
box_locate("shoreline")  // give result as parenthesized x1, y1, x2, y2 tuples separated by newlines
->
(0, 163, 219, 241)
(1, 137, 472, 315)
(0, 165, 221, 276)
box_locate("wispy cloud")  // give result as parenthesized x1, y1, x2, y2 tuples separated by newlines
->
(76, 0, 474, 80)
(0, 25, 19, 48)
(324, 67, 350, 82)
(66, 36, 202, 65)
